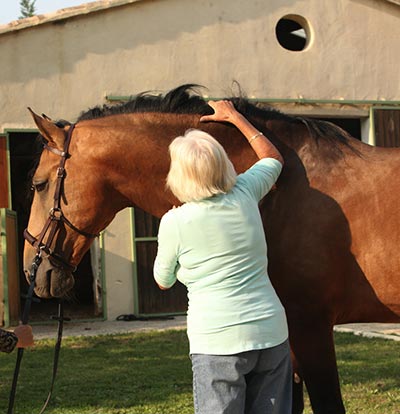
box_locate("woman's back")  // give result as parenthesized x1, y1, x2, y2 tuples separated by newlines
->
(156, 159, 288, 354)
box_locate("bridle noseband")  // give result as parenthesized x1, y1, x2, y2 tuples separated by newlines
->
(24, 123, 99, 272)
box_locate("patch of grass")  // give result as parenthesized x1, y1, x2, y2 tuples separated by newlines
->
(335, 333, 400, 414)
(0, 330, 398, 413)
(303, 333, 400, 414)
(0, 330, 193, 414)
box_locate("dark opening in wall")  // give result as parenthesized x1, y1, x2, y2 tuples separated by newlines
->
(318, 118, 362, 141)
(276, 15, 310, 52)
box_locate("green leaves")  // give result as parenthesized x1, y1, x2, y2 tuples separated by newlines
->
(19, 0, 36, 19)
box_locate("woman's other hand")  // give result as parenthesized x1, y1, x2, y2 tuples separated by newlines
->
(14, 324, 34, 348)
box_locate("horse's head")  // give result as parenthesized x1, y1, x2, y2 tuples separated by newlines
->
(24, 110, 109, 298)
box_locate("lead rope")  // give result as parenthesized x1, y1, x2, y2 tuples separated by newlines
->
(39, 300, 68, 414)
(7, 250, 68, 414)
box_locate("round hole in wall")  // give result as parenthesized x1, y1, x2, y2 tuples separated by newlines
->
(275, 15, 311, 52)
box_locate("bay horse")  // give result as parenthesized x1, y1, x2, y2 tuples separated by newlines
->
(24, 85, 400, 414)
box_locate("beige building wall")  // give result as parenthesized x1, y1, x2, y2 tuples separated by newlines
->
(1, 0, 400, 131)
(101, 208, 135, 319)
(0, 0, 399, 319)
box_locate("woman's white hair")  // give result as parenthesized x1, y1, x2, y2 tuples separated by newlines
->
(167, 129, 237, 203)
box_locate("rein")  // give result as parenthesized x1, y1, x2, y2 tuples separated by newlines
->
(8, 124, 98, 414)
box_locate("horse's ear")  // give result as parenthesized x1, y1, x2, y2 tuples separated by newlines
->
(42, 113, 52, 122)
(28, 107, 65, 149)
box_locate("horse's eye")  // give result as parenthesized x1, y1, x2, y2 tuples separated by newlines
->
(31, 180, 48, 193)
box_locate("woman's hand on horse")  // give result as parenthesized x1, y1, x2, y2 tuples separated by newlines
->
(200, 100, 243, 125)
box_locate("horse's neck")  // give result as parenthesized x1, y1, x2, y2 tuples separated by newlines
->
(92, 117, 180, 218)
(112, 116, 290, 213)
(89, 114, 309, 218)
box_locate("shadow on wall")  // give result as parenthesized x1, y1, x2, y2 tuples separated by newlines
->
(0, 0, 300, 83)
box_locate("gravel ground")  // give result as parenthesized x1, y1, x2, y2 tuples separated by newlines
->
(31, 315, 188, 340)
(24, 317, 400, 342)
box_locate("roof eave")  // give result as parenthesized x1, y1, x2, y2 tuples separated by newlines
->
(0, 0, 144, 36)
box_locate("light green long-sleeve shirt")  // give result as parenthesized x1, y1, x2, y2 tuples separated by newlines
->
(154, 158, 288, 355)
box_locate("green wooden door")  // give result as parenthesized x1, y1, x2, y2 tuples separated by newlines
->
(0, 209, 20, 327)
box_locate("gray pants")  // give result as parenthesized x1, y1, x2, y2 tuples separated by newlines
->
(191, 340, 292, 414)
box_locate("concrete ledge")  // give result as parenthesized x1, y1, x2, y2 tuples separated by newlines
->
(334, 323, 400, 342)
(29, 315, 188, 340)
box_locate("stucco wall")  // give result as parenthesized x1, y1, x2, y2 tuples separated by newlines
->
(102, 208, 135, 320)
(0, 0, 400, 131)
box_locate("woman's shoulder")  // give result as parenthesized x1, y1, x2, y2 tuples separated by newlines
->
(161, 203, 198, 223)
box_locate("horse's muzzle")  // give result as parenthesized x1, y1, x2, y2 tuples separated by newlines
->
(24, 256, 75, 298)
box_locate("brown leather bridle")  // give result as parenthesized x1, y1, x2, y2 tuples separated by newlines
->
(8, 123, 99, 414)
(23, 123, 99, 272)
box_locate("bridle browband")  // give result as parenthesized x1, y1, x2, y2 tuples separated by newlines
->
(23, 123, 99, 271)
(8, 123, 99, 414)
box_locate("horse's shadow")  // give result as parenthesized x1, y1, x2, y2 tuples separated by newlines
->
(261, 147, 397, 324)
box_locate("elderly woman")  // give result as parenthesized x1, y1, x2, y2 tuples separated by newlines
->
(0, 325, 34, 353)
(154, 100, 291, 414)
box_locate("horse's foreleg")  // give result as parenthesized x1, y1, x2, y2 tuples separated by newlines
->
(289, 323, 345, 414)
(292, 375, 305, 414)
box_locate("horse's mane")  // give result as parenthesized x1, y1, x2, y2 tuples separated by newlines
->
(77, 84, 354, 152)
(77, 84, 295, 122)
